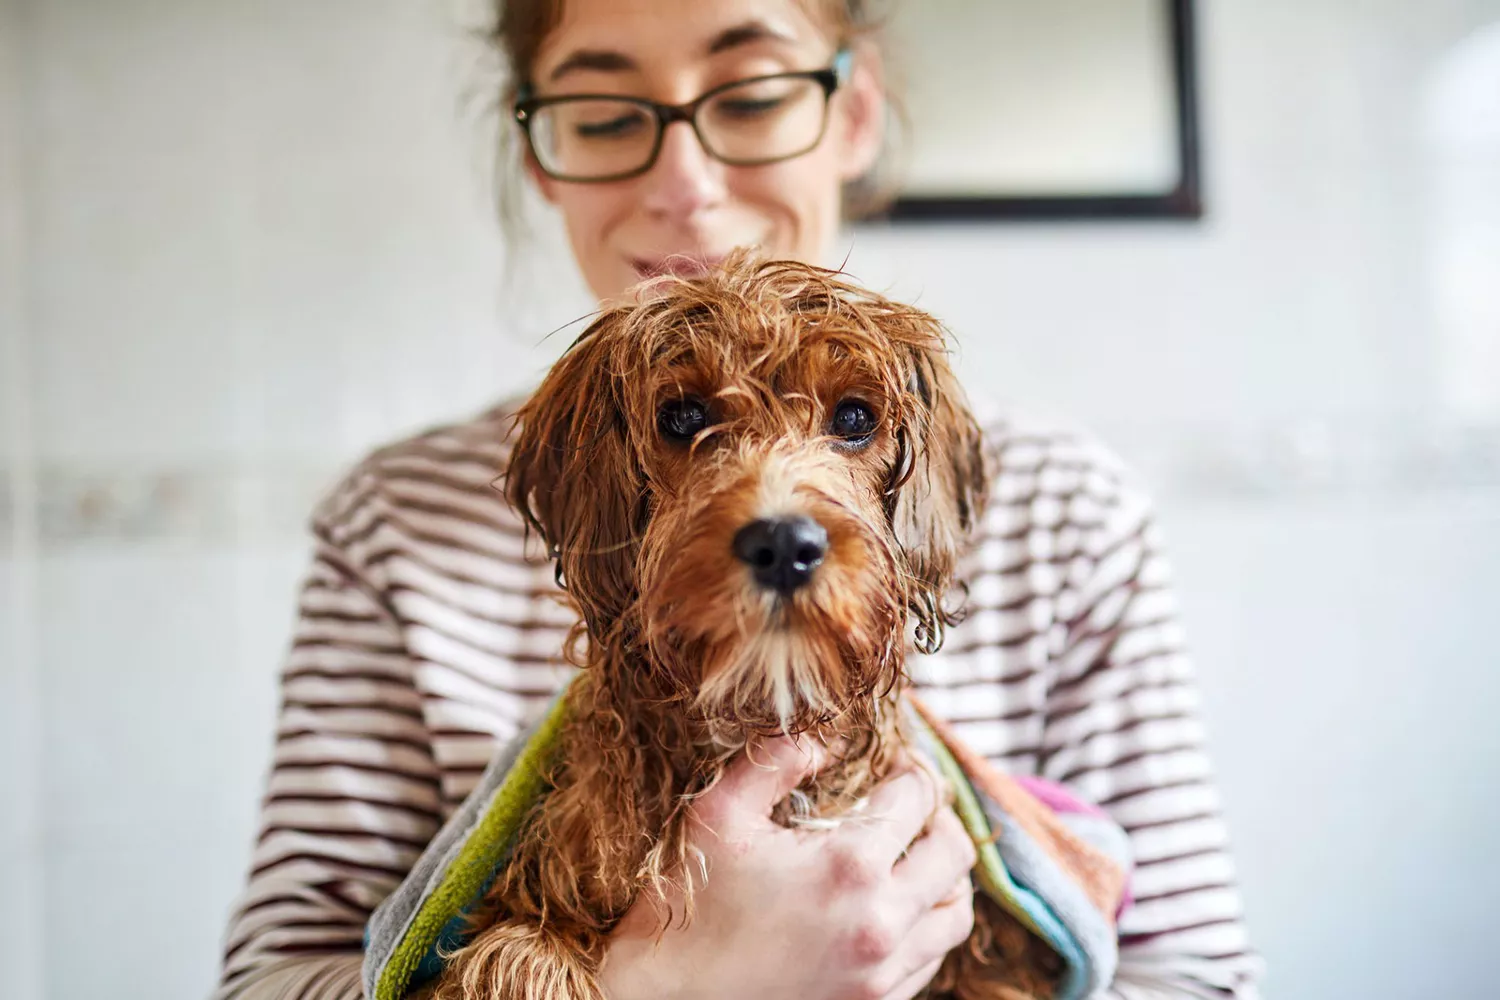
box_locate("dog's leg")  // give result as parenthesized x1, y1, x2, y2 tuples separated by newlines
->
(430, 918, 604, 1000)
(921, 893, 1061, 1000)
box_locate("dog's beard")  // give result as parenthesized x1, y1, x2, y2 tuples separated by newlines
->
(699, 599, 849, 733)
(636, 474, 907, 740)
(691, 589, 903, 737)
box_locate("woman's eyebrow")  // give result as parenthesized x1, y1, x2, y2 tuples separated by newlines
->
(548, 49, 635, 82)
(547, 20, 797, 83)
(707, 20, 797, 55)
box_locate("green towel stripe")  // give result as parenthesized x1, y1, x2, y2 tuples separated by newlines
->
(913, 714, 1052, 942)
(375, 694, 572, 1000)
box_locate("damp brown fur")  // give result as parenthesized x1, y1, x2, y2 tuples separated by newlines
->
(430, 254, 1058, 1000)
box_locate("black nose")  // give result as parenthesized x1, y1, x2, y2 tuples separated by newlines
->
(732, 516, 829, 595)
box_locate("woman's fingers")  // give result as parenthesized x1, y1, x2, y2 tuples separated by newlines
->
(699, 736, 832, 829)
(849, 763, 946, 866)
(874, 880, 975, 1000)
(880, 956, 947, 1000)
(892, 805, 978, 909)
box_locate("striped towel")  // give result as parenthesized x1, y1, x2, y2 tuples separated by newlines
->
(363, 685, 1133, 1000)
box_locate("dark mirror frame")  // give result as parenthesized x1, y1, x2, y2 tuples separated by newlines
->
(878, 0, 1203, 223)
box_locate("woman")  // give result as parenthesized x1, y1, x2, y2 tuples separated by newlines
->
(217, 0, 1261, 997)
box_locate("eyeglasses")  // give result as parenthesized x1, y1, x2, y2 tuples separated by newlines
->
(514, 49, 853, 183)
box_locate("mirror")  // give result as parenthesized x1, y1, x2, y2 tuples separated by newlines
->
(881, 0, 1202, 221)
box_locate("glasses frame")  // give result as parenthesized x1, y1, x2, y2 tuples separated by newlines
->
(514, 49, 853, 183)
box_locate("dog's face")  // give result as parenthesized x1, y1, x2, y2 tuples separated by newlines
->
(506, 257, 987, 735)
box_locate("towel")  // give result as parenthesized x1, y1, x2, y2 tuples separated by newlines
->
(364, 684, 1133, 1000)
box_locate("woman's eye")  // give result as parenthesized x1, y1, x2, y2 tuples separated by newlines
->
(575, 113, 648, 140)
(830, 400, 878, 442)
(715, 95, 787, 120)
(658, 398, 710, 443)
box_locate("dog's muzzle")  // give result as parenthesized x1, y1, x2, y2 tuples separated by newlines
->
(732, 516, 828, 596)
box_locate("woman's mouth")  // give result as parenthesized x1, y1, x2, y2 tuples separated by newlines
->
(631, 254, 728, 280)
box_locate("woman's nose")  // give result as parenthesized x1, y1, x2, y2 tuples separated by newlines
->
(639, 120, 727, 221)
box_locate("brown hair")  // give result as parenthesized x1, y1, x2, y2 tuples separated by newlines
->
(482, 0, 902, 234)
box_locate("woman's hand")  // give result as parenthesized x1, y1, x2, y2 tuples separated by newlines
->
(598, 738, 978, 1000)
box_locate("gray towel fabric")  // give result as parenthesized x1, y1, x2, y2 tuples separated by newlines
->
(361, 703, 553, 999)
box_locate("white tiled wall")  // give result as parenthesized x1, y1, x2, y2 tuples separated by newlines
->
(3, 0, 43, 995)
(34, 549, 302, 999)
(1166, 493, 1500, 998)
(0, 557, 42, 1000)
(4, 1, 1499, 998)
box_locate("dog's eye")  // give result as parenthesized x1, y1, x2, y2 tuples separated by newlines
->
(658, 397, 710, 443)
(830, 400, 878, 443)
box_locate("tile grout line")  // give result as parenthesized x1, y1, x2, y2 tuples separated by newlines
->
(13, 430, 1500, 547)
(1, 0, 44, 997)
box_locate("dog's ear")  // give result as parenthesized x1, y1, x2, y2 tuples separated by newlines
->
(504, 316, 644, 636)
(889, 344, 989, 654)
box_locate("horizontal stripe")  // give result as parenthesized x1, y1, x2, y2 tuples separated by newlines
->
(264, 775, 440, 814)
(1133, 880, 1239, 907)
(283, 646, 413, 682)
(1120, 916, 1246, 948)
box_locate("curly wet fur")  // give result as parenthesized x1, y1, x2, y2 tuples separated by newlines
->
(430, 255, 1055, 1000)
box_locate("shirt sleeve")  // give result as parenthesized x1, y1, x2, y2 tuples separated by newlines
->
(215, 486, 442, 999)
(1038, 469, 1264, 998)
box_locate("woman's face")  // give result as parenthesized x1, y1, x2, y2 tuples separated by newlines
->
(527, 0, 886, 303)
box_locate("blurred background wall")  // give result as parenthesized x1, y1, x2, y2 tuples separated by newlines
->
(2, 1, 1499, 997)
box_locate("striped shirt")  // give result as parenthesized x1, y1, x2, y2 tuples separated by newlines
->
(216, 402, 1262, 999)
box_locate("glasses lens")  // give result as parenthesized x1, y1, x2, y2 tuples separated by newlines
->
(527, 99, 658, 179)
(697, 75, 830, 165)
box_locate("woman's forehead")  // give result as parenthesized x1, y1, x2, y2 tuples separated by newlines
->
(533, 0, 836, 91)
